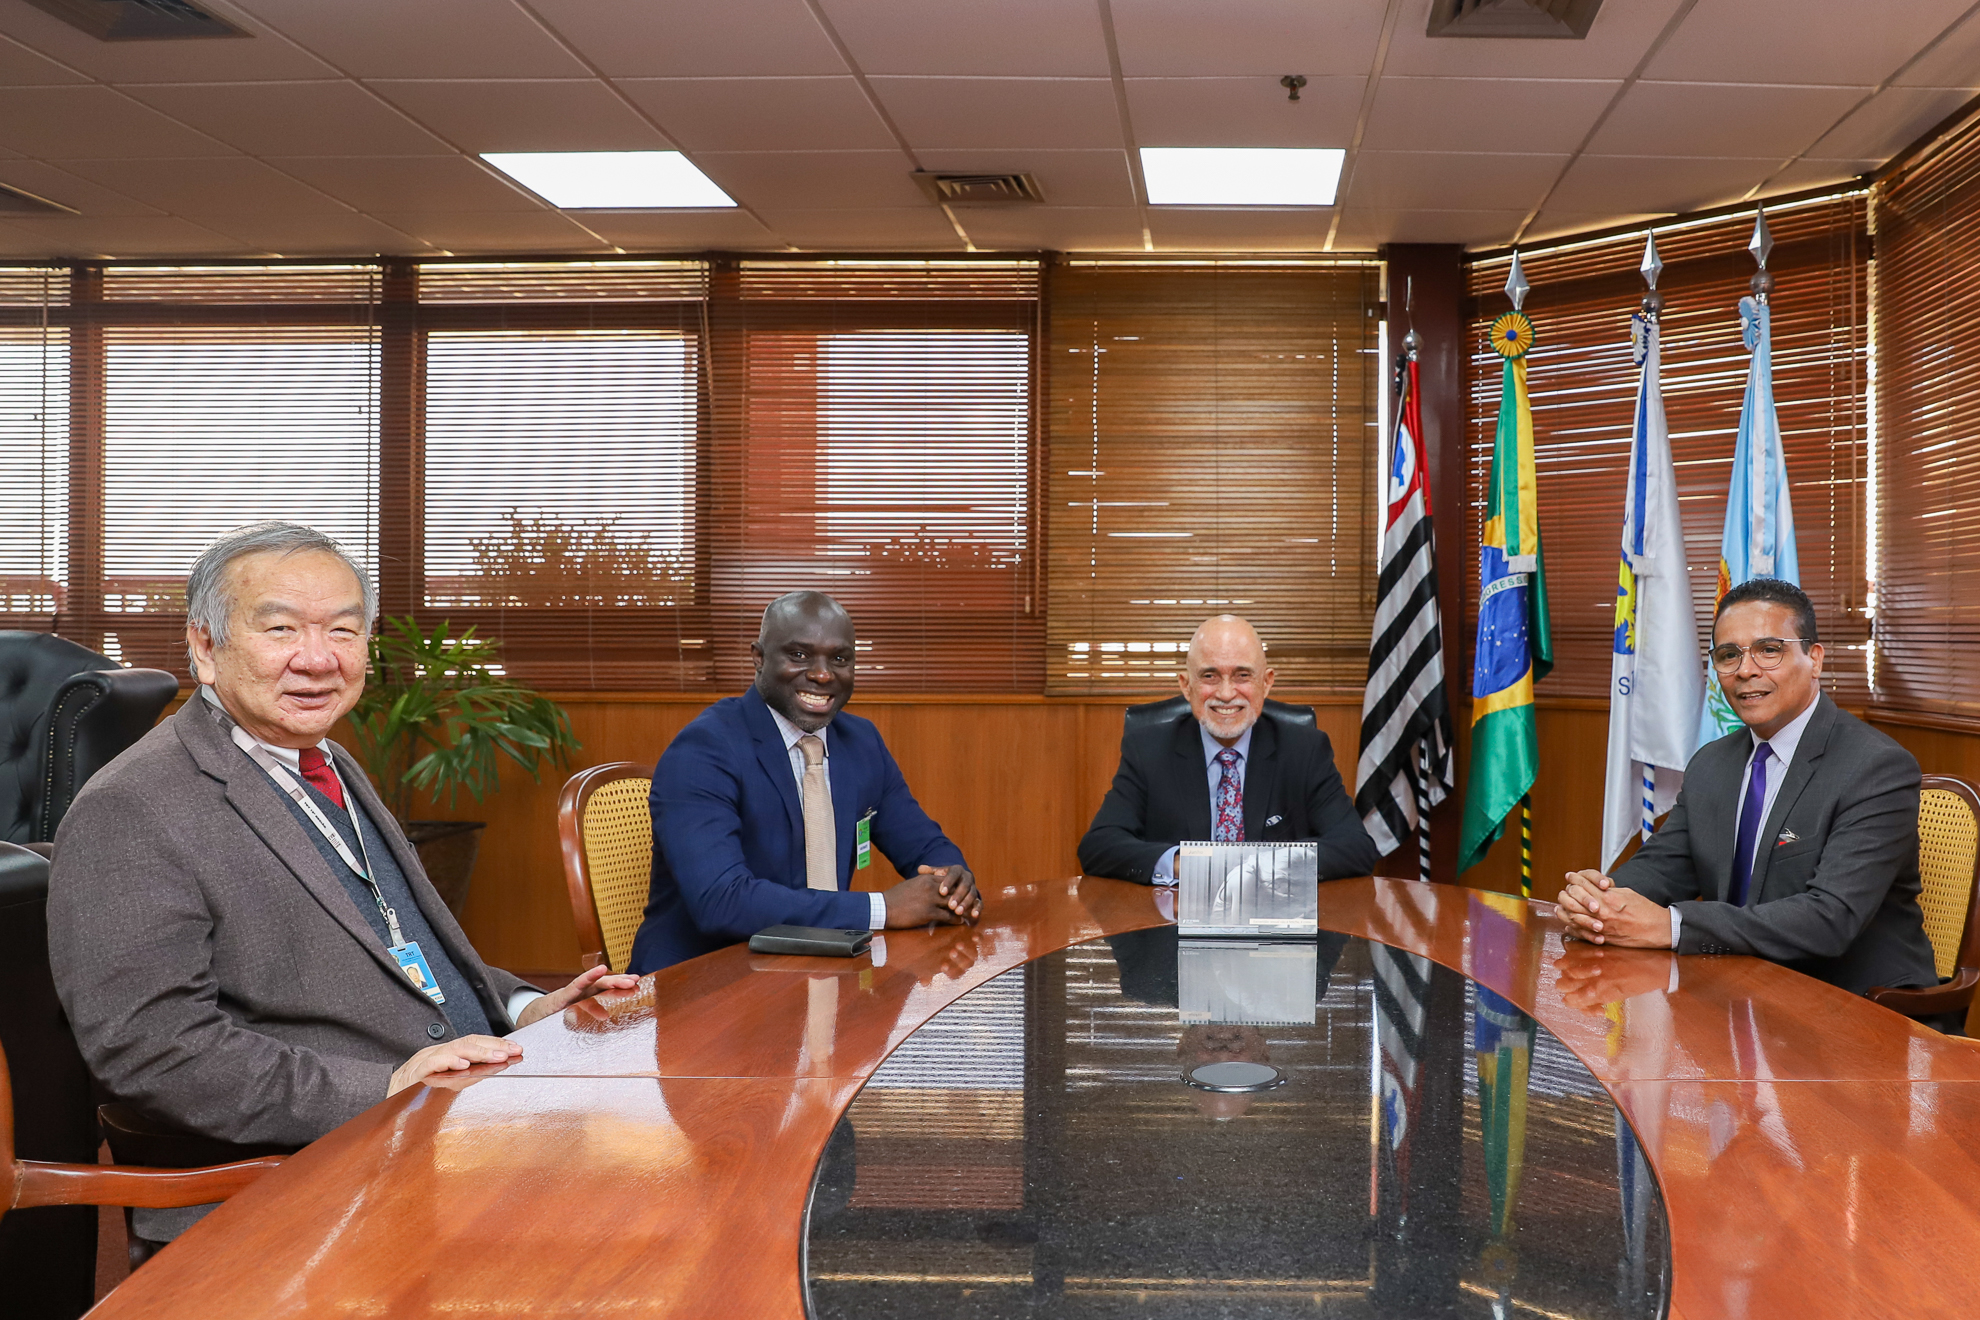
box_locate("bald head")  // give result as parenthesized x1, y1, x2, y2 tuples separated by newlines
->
(1180, 615, 1274, 745)
(753, 591, 856, 732)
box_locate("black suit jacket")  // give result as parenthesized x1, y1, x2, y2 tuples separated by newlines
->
(1077, 709, 1378, 885)
(1614, 692, 1936, 995)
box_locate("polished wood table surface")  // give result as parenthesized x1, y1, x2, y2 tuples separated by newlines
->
(85, 877, 1980, 1320)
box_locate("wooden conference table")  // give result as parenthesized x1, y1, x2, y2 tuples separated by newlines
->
(84, 875, 1980, 1320)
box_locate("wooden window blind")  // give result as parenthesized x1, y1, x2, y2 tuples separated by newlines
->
(1461, 197, 1870, 702)
(703, 258, 1043, 693)
(0, 269, 67, 621)
(1870, 122, 1980, 723)
(1044, 260, 1383, 696)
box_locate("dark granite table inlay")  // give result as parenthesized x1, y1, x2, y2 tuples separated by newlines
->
(806, 931, 1669, 1319)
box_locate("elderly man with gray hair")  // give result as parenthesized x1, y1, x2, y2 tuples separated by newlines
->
(47, 522, 634, 1247)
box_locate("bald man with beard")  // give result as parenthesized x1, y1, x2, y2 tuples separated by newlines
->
(1078, 615, 1377, 886)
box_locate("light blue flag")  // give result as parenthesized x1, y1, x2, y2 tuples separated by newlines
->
(1698, 290, 1799, 745)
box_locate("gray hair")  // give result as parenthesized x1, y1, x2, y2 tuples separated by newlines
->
(185, 522, 378, 663)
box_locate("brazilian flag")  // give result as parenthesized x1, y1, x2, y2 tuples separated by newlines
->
(1458, 307, 1553, 876)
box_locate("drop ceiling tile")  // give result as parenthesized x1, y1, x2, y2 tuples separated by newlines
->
(915, 150, 1136, 207)
(0, 215, 257, 259)
(1126, 76, 1361, 148)
(0, 4, 338, 82)
(0, 162, 162, 217)
(1895, 11, 1980, 88)
(1342, 151, 1566, 212)
(269, 156, 544, 212)
(368, 210, 607, 252)
(953, 205, 1144, 251)
(57, 157, 349, 217)
(870, 78, 1121, 150)
(1384, 0, 1687, 79)
(1520, 210, 1669, 244)
(821, 0, 1110, 76)
(1362, 78, 1622, 155)
(575, 210, 783, 250)
(1645, 0, 1973, 86)
(1146, 208, 1334, 250)
(125, 82, 453, 157)
(1586, 82, 1868, 158)
(1803, 86, 1974, 161)
(750, 207, 961, 248)
(0, 86, 235, 159)
(1111, 0, 1385, 78)
(370, 80, 671, 152)
(1330, 208, 1525, 250)
(0, 34, 86, 85)
(1546, 154, 1778, 215)
(693, 150, 923, 210)
(186, 212, 433, 256)
(526, 0, 846, 77)
(1766, 158, 1879, 193)
(618, 78, 894, 152)
(230, 0, 591, 79)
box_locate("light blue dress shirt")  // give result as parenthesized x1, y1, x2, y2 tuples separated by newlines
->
(1152, 721, 1256, 885)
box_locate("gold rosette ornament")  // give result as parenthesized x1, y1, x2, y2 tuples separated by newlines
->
(1489, 310, 1535, 360)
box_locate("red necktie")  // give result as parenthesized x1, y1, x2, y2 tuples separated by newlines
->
(297, 747, 346, 811)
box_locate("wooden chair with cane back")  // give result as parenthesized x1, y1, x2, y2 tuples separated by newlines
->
(1868, 775, 1980, 1023)
(558, 762, 655, 972)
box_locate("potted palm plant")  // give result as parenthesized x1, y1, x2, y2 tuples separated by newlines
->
(348, 616, 580, 915)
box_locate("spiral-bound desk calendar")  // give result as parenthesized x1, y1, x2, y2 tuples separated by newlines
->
(1175, 840, 1319, 937)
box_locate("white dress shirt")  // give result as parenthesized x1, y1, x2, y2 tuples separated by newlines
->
(765, 705, 888, 930)
(1668, 689, 1820, 945)
(201, 685, 544, 1023)
(1152, 721, 1256, 885)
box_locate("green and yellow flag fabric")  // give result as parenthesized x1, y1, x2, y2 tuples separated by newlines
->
(1458, 287, 1553, 877)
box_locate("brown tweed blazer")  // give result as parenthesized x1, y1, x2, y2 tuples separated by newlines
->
(47, 694, 534, 1148)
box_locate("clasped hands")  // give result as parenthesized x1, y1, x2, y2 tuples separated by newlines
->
(387, 964, 639, 1095)
(883, 864, 982, 927)
(1556, 870, 1672, 949)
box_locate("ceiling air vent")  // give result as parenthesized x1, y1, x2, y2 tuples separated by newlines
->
(913, 172, 1045, 206)
(0, 183, 77, 215)
(22, 0, 248, 41)
(1427, 0, 1602, 39)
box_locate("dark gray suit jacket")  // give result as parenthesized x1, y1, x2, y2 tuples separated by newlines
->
(47, 696, 534, 1150)
(1077, 709, 1378, 885)
(1615, 692, 1936, 995)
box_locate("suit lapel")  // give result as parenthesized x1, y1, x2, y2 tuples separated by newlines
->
(1694, 731, 1748, 902)
(1174, 716, 1213, 839)
(742, 689, 804, 835)
(1241, 718, 1277, 840)
(1746, 694, 1835, 903)
(829, 719, 858, 888)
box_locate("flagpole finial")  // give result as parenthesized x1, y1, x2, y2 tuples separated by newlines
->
(1641, 233, 1663, 315)
(1749, 208, 1774, 300)
(1505, 251, 1529, 312)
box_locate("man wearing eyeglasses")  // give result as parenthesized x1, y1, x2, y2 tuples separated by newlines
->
(1557, 577, 1935, 996)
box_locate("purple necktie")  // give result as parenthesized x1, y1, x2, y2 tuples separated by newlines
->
(1730, 742, 1773, 906)
(1214, 747, 1244, 843)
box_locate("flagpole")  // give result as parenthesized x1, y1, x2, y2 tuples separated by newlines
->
(1518, 794, 1533, 897)
(1417, 741, 1433, 884)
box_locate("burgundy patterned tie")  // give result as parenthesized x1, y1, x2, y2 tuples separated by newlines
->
(297, 747, 346, 811)
(1213, 747, 1244, 843)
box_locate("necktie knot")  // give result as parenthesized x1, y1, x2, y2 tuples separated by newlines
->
(296, 746, 346, 811)
(1753, 742, 1773, 764)
(1216, 747, 1240, 768)
(798, 734, 825, 768)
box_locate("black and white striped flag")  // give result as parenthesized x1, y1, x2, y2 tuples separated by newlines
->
(1356, 333, 1454, 871)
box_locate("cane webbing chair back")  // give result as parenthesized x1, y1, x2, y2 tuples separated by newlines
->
(1918, 777, 1980, 981)
(558, 763, 654, 973)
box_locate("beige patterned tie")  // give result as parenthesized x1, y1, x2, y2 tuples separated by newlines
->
(798, 734, 836, 891)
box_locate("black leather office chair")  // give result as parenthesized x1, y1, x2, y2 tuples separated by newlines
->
(0, 631, 178, 847)
(1122, 693, 1318, 733)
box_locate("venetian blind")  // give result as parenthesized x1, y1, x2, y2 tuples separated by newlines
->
(1871, 120, 1980, 722)
(703, 258, 1042, 693)
(414, 260, 706, 690)
(1045, 260, 1382, 696)
(1461, 197, 1870, 702)
(0, 268, 67, 623)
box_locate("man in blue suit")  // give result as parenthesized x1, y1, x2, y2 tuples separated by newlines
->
(628, 591, 982, 973)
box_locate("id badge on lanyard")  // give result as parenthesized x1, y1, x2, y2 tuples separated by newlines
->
(234, 727, 447, 1005)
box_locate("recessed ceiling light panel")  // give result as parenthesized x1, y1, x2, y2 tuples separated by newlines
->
(480, 152, 737, 209)
(1139, 148, 1344, 206)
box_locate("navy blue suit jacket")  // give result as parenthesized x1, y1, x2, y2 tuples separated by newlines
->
(627, 688, 966, 973)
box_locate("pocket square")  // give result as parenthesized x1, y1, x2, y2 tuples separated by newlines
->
(1775, 828, 1800, 846)
(1264, 814, 1284, 827)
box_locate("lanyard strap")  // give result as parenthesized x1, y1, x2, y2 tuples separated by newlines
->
(232, 727, 405, 948)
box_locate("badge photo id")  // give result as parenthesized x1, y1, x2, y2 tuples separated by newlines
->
(390, 940, 447, 1006)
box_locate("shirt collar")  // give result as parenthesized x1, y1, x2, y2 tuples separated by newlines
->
(767, 703, 828, 755)
(1752, 690, 1820, 768)
(201, 684, 329, 771)
(1198, 719, 1254, 766)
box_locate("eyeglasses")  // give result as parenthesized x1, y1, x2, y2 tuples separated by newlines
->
(1708, 637, 1811, 673)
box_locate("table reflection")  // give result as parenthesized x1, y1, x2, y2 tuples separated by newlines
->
(806, 934, 1669, 1319)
